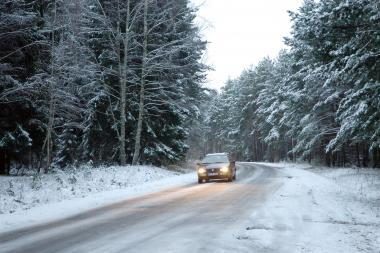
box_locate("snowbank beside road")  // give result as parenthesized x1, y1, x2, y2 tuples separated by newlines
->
(0, 165, 195, 233)
(239, 163, 380, 253)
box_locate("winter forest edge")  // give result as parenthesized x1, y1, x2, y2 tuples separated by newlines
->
(1, 0, 380, 175)
(196, 0, 380, 168)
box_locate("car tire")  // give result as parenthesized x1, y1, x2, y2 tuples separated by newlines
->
(227, 175, 233, 182)
(233, 174, 236, 180)
(198, 178, 203, 184)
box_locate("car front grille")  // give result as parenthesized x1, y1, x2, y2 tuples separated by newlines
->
(207, 168, 220, 173)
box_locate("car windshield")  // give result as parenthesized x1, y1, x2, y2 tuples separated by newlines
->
(202, 155, 229, 164)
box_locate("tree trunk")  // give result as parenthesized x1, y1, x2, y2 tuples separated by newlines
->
(45, 94, 55, 172)
(363, 144, 369, 167)
(356, 143, 360, 167)
(374, 148, 380, 168)
(132, 0, 148, 165)
(291, 138, 295, 162)
(325, 151, 331, 167)
(342, 145, 346, 167)
(43, 0, 57, 173)
(119, 0, 130, 166)
(0, 149, 10, 175)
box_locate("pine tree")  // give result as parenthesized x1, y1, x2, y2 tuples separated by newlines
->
(0, 0, 49, 174)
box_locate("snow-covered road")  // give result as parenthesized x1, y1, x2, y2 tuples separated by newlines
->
(0, 163, 281, 253)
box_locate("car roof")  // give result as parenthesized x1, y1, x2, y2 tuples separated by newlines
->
(205, 153, 228, 156)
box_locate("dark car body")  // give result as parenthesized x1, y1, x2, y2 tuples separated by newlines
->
(197, 153, 236, 183)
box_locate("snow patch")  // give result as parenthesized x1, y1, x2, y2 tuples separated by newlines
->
(0, 165, 195, 233)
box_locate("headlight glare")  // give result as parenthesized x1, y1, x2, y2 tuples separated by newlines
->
(220, 166, 229, 173)
(198, 167, 206, 174)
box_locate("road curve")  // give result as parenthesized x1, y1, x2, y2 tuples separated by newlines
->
(0, 163, 281, 253)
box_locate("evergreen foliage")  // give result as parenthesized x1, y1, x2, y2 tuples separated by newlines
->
(204, 0, 380, 167)
(0, 0, 206, 173)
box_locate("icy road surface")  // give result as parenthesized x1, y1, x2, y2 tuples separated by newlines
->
(0, 163, 281, 253)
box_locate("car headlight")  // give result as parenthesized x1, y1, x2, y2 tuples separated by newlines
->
(220, 166, 229, 173)
(198, 167, 206, 174)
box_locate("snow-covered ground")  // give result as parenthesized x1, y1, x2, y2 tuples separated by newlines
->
(1, 162, 379, 253)
(0, 165, 194, 233)
(238, 163, 380, 253)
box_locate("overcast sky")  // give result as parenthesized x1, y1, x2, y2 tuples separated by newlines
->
(190, 0, 302, 90)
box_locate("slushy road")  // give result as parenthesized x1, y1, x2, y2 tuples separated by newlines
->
(0, 163, 281, 253)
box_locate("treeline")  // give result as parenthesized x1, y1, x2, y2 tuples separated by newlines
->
(204, 0, 380, 167)
(0, 0, 206, 174)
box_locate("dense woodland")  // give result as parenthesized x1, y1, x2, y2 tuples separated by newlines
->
(0, 0, 207, 174)
(1, 0, 380, 175)
(202, 0, 380, 167)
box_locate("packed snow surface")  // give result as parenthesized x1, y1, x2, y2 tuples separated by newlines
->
(237, 163, 380, 253)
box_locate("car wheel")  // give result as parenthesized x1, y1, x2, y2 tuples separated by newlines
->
(198, 178, 203, 184)
(233, 174, 236, 180)
(227, 175, 233, 182)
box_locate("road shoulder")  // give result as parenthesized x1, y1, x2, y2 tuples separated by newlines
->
(236, 163, 380, 253)
(0, 166, 195, 233)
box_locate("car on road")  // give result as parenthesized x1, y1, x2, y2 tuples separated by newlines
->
(197, 153, 236, 183)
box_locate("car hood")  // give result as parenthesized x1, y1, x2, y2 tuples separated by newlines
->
(203, 163, 229, 169)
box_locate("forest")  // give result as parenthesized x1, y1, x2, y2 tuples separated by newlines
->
(0, 0, 207, 174)
(200, 0, 380, 167)
(1, 0, 380, 175)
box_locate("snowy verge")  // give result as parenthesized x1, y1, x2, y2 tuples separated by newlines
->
(238, 163, 380, 253)
(0, 165, 195, 233)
